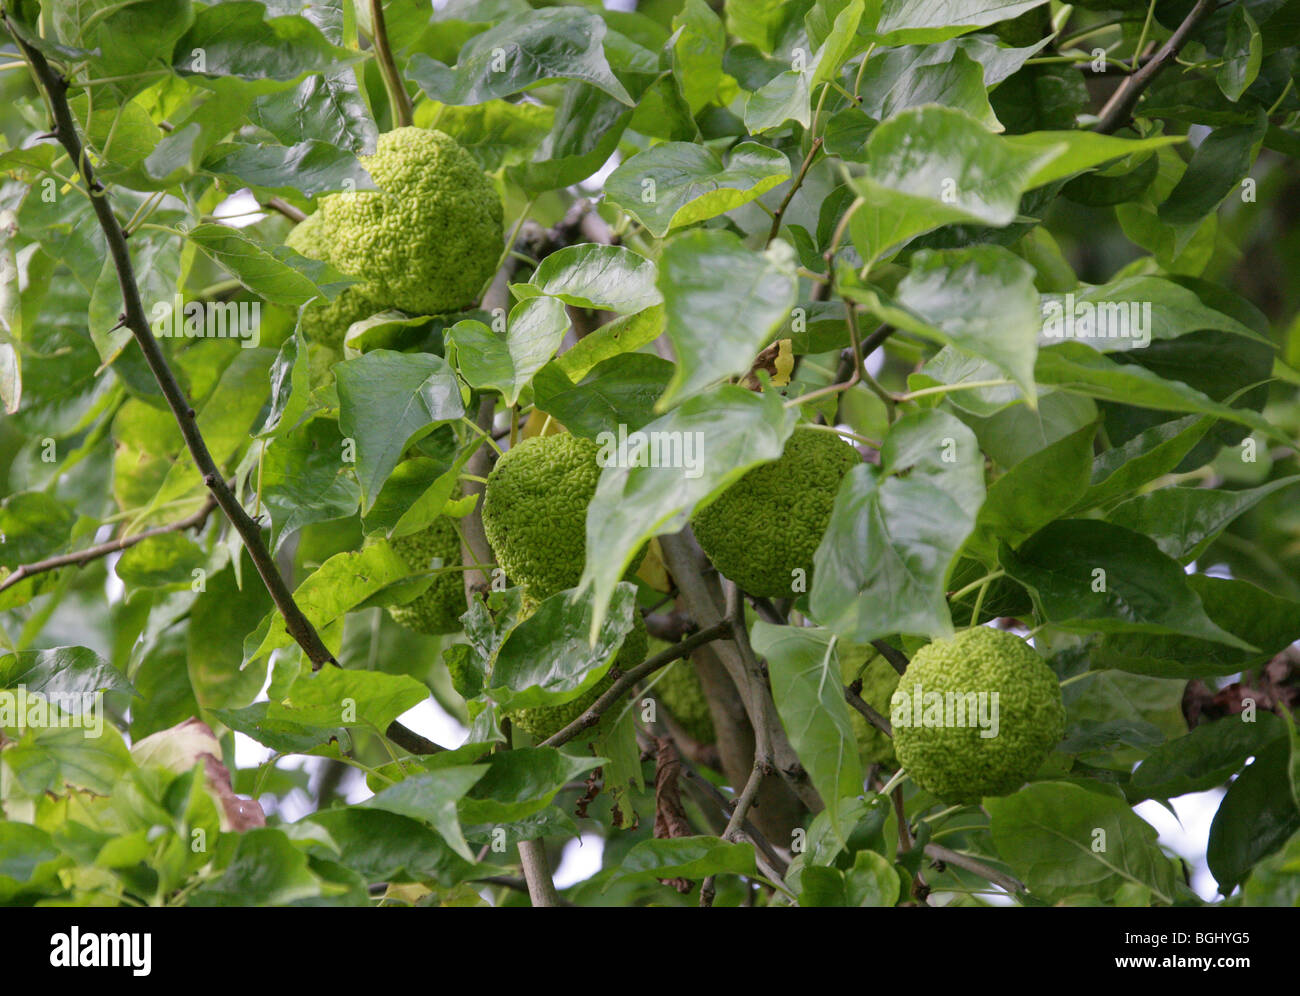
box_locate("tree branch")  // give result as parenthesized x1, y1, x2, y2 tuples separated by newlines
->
(1093, 0, 1216, 134)
(7, 18, 436, 754)
(658, 531, 823, 813)
(923, 843, 1026, 896)
(766, 136, 823, 246)
(0, 494, 217, 595)
(539, 620, 734, 749)
(845, 680, 892, 737)
(871, 639, 909, 676)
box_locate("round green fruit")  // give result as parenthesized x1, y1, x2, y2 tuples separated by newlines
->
(385, 518, 467, 636)
(891, 627, 1065, 804)
(654, 659, 716, 745)
(691, 427, 858, 598)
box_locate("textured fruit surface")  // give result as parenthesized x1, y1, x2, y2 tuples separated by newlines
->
(285, 127, 501, 317)
(691, 427, 858, 597)
(482, 433, 646, 599)
(509, 612, 648, 740)
(892, 627, 1065, 804)
(654, 659, 716, 744)
(386, 518, 466, 635)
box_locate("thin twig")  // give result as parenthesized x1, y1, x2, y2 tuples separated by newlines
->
(6, 18, 435, 754)
(1094, 0, 1216, 134)
(871, 639, 910, 676)
(766, 136, 823, 246)
(845, 680, 892, 737)
(539, 621, 734, 749)
(923, 843, 1027, 895)
(262, 196, 305, 223)
(0, 495, 217, 594)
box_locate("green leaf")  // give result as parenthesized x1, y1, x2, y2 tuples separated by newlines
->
(533, 352, 675, 439)
(605, 141, 791, 239)
(0, 646, 134, 699)
(1034, 343, 1284, 443)
(407, 7, 634, 106)
(262, 416, 362, 553)
(1091, 575, 1300, 678)
(186, 223, 353, 306)
(1207, 736, 1300, 893)
(242, 544, 415, 665)
(1, 725, 134, 797)
(335, 350, 465, 512)
(211, 700, 352, 755)
(202, 140, 374, 197)
(1106, 476, 1300, 562)
(511, 87, 633, 194)
(114, 533, 207, 589)
(987, 781, 1178, 904)
(872, 0, 1051, 44)
(1241, 828, 1300, 906)
(811, 409, 985, 643)
(487, 584, 637, 710)
(514, 245, 661, 315)
(358, 767, 487, 861)
(656, 230, 798, 407)
(751, 623, 863, 845)
(1072, 414, 1213, 511)
(446, 296, 569, 406)
(552, 307, 665, 382)
(964, 420, 1098, 562)
(283, 666, 431, 732)
(1039, 274, 1270, 354)
(1218, 4, 1263, 102)
(189, 828, 324, 906)
(307, 808, 475, 886)
(1157, 111, 1268, 226)
(414, 100, 553, 171)
(845, 106, 1054, 254)
(577, 386, 795, 638)
(457, 748, 603, 823)
(852, 45, 1002, 130)
(999, 519, 1254, 647)
(175, 2, 356, 90)
(672, 0, 727, 112)
(855, 244, 1041, 398)
(1132, 713, 1284, 800)
(615, 836, 756, 883)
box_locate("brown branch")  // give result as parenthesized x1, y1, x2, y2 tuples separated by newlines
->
(1093, 0, 1216, 134)
(658, 532, 823, 812)
(7, 18, 437, 755)
(871, 639, 909, 676)
(923, 843, 1026, 896)
(845, 680, 892, 737)
(262, 197, 305, 223)
(539, 620, 734, 749)
(0, 494, 217, 594)
(766, 136, 823, 246)
(368, 0, 413, 128)
(700, 749, 771, 907)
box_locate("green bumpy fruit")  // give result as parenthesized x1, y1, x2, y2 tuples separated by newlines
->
(482, 433, 644, 599)
(386, 518, 467, 636)
(508, 612, 648, 740)
(691, 427, 859, 598)
(892, 627, 1065, 804)
(843, 651, 901, 766)
(654, 659, 716, 744)
(286, 127, 502, 318)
